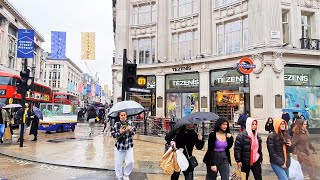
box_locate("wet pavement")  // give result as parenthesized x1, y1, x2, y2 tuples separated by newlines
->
(0, 154, 147, 180)
(0, 123, 319, 179)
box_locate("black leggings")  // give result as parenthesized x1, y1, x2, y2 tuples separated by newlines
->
(241, 161, 262, 180)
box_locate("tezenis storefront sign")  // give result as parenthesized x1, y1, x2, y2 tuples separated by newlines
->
(284, 74, 309, 85)
(171, 79, 199, 88)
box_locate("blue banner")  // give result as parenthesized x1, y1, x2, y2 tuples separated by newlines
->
(102, 90, 106, 97)
(95, 84, 101, 96)
(17, 29, 34, 58)
(86, 84, 91, 93)
(51, 31, 66, 59)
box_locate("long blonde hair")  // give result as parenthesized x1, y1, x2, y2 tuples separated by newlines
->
(292, 119, 309, 135)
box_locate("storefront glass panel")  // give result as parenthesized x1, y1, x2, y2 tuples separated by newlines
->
(284, 67, 320, 128)
(166, 93, 199, 119)
(165, 73, 199, 119)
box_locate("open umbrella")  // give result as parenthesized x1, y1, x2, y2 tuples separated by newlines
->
(175, 112, 219, 128)
(3, 104, 22, 109)
(32, 106, 43, 120)
(107, 100, 144, 118)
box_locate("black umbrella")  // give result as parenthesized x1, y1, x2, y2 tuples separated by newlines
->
(175, 112, 219, 128)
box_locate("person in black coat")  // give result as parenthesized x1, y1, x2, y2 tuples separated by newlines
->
(87, 106, 97, 136)
(265, 117, 274, 133)
(234, 117, 262, 180)
(170, 124, 204, 180)
(203, 118, 234, 180)
(267, 118, 294, 180)
(29, 109, 39, 141)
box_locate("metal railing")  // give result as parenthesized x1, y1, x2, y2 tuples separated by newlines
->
(131, 117, 241, 140)
(300, 38, 320, 50)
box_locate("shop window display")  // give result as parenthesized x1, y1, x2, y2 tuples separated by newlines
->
(166, 93, 199, 119)
(285, 86, 320, 127)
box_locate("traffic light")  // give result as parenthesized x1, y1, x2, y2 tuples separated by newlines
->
(124, 64, 137, 88)
(16, 69, 34, 93)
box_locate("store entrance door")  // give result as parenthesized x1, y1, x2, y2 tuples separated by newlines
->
(212, 90, 249, 121)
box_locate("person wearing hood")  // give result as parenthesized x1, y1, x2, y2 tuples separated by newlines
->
(203, 118, 234, 180)
(267, 118, 294, 180)
(170, 124, 204, 180)
(234, 117, 263, 180)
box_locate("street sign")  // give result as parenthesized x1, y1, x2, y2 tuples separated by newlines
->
(239, 87, 250, 93)
(128, 87, 151, 94)
(17, 29, 35, 58)
(237, 57, 256, 75)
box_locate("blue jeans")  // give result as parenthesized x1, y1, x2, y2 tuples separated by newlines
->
(271, 164, 289, 180)
(0, 124, 4, 138)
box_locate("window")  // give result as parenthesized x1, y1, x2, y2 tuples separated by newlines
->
(217, 18, 248, 55)
(8, 37, 16, 56)
(57, 72, 60, 79)
(49, 80, 52, 87)
(8, 57, 15, 69)
(282, 12, 290, 44)
(49, 72, 52, 79)
(215, 0, 238, 8)
(52, 80, 57, 88)
(57, 81, 60, 88)
(172, 0, 197, 18)
(133, 37, 156, 64)
(172, 31, 198, 60)
(132, 4, 156, 25)
(301, 14, 311, 38)
(44, 71, 46, 79)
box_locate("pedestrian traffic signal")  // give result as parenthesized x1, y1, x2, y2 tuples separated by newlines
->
(16, 69, 34, 93)
(124, 64, 137, 88)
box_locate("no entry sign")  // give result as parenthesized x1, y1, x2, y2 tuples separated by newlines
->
(237, 57, 256, 75)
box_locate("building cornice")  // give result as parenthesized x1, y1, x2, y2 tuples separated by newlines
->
(111, 47, 320, 71)
(1, 0, 45, 42)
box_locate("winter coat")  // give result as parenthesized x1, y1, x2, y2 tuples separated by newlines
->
(87, 110, 97, 121)
(265, 122, 274, 133)
(29, 111, 39, 136)
(174, 126, 205, 159)
(203, 117, 234, 166)
(292, 132, 315, 156)
(234, 130, 262, 165)
(267, 118, 294, 167)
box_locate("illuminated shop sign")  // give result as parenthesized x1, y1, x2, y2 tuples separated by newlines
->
(171, 79, 199, 88)
(284, 74, 309, 83)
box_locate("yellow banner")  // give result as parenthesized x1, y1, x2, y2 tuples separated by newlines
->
(81, 32, 96, 60)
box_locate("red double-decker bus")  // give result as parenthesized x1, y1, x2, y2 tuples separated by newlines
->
(53, 92, 79, 106)
(0, 71, 52, 104)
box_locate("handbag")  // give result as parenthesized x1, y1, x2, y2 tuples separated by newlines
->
(231, 168, 246, 180)
(185, 145, 198, 169)
(289, 157, 304, 180)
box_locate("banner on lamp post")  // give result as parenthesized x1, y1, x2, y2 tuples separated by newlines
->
(17, 29, 35, 58)
(81, 32, 95, 60)
(51, 31, 66, 59)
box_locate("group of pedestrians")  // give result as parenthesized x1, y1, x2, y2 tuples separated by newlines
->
(0, 103, 40, 143)
(108, 107, 318, 180)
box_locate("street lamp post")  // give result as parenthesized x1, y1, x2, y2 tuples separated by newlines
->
(18, 58, 33, 147)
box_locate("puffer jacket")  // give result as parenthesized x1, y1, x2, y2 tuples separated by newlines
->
(267, 118, 294, 167)
(234, 130, 262, 165)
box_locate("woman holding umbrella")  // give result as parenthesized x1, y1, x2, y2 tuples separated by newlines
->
(170, 123, 204, 180)
(111, 111, 136, 180)
(203, 117, 234, 180)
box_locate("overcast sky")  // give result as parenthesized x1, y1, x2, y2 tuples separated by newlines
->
(9, 0, 114, 90)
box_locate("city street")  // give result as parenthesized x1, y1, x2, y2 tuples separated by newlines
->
(2, 123, 314, 180)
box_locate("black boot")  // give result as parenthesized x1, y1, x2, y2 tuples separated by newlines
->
(32, 136, 37, 141)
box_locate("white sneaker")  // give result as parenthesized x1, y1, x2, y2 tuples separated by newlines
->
(123, 176, 130, 180)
